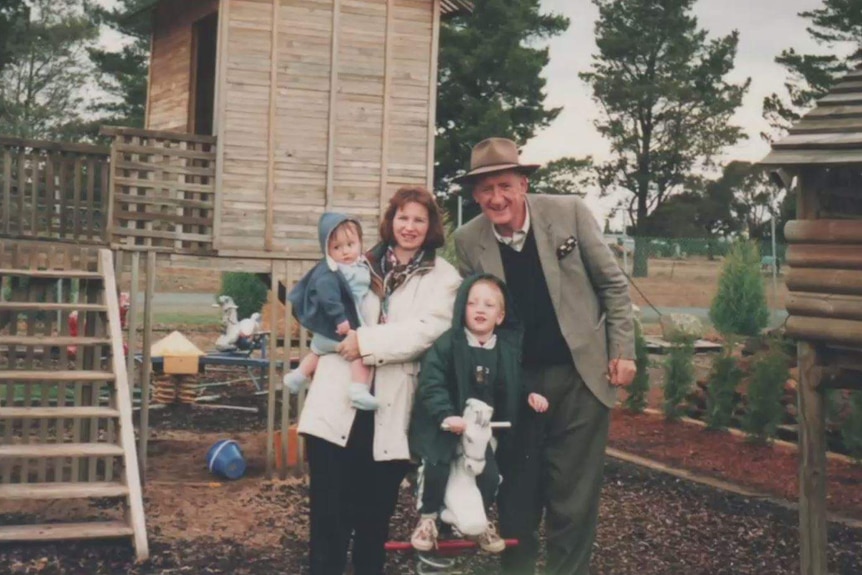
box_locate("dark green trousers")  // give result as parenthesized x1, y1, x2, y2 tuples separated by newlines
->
(498, 364, 610, 575)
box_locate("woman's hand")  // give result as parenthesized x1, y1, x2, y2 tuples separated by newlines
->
(337, 330, 361, 361)
(528, 393, 549, 413)
(441, 416, 467, 434)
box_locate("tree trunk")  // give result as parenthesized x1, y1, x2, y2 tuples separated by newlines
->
(633, 235, 649, 277)
(633, 193, 650, 277)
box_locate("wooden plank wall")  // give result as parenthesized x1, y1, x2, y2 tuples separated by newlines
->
(218, 0, 275, 253)
(147, 0, 220, 132)
(217, 0, 436, 256)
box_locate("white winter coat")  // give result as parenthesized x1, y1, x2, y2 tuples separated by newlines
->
(298, 256, 461, 461)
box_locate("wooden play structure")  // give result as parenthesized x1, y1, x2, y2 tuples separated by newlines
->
(1, 0, 472, 560)
(0, 242, 148, 560)
(761, 63, 862, 575)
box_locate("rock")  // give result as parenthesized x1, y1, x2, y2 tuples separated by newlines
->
(660, 313, 705, 342)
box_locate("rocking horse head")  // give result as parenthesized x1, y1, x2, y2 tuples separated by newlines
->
(458, 399, 494, 476)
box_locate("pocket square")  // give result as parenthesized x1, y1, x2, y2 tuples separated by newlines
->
(556, 236, 578, 259)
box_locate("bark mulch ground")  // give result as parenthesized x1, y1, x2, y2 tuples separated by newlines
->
(2, 369, 861, 574)
(609, 409, 862, 520)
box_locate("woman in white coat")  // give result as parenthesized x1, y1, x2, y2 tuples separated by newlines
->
(298, 186, 461, 575)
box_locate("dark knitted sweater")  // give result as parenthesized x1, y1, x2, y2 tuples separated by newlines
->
(499, 230, 571, 367)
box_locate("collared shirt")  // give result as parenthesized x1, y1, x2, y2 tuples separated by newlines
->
(492, 202, 531, 252)
(464, 328, 497, 349)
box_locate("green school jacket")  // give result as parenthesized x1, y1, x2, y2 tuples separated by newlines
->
(408, 274, 525, 465)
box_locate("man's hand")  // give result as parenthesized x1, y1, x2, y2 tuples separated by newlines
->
(441, 416, 467, 434)
(608, 358, 636, 387)
(336, 320, 351, 336)
(527, 393, 549, 413)
(337, 330, 361, 361)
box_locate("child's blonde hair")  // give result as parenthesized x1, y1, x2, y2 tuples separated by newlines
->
(470, 278, 506, 313)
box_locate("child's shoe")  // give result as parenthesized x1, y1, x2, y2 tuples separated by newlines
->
(283, 370, 309, 394)
(475, 523, 505, 554)
(348, 382, 380, 411)
(410, 515, 439, 552)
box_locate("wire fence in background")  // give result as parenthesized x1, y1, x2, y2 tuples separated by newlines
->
(604, 235, 787, 328)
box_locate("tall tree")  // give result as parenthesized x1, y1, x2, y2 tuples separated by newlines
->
(435, 0, 569, 212)
(580, 0, 749, 276)
(529, 156, 594, 197)
(763, 1, 862, 140)
(0, 1, 27, 73)
(0, 0, 27, 118)
(0, 0, 98, 140)
(87, 0, 151, 130)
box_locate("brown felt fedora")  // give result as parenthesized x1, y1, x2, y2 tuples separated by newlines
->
(453, 137, 541, 186)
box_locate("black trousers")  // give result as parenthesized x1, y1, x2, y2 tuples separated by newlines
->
(419, 445, 500, 515)
(306, 412, 411, 575)
(498, 364, 610, 575)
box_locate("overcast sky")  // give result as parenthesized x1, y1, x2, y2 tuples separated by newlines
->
(523, 0, 836, 225)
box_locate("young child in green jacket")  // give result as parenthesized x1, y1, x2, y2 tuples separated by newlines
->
(408, 274, 548, 553)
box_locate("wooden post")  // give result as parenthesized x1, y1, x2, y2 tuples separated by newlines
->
(796, 167, 827, 575)
(279, 261, 291, 480)
(139, 251, 156, 481)
(126, 249, 141, 402)
(266, 261, 278, 477)
(798, 341, 828, 575)
(426, 0, 441, 191)
(213, 0, 230, 251)
(264, 0, 279, 251)
(324, 0, 341, 211)
(378, 0, 394, 214)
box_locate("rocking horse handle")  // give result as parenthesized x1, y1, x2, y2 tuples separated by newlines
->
(440, 421, 511, 431)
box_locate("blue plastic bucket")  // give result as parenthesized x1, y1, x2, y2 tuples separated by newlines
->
(206, 439, 246, 480)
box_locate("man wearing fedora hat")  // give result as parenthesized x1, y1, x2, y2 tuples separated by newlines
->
(453, 137, 636, 575)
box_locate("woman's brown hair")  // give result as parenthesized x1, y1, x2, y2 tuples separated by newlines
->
(378, 186, 446, 250)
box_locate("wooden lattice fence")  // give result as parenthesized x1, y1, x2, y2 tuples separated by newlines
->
(102, 127, 216, 254)
(0, 138, 110, 244)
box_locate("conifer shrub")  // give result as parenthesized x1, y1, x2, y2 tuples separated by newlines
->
(705, 340, 742, 430)
(841, 391, 862, 463)
(709, 241, 769, 336)
(742, 340, 789, 443)
(219, 272, 268, 320)
(624, 319, 650, 413)
(662, 336, 695, 421)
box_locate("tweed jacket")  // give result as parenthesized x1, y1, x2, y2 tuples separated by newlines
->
(453, 194, 634, 408)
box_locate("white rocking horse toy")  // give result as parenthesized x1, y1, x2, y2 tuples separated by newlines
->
(213, 295, 262, 352)
(403, 399, 511, 574)
(439, 398, 498, 537)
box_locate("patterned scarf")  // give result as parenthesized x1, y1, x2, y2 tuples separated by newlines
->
(381, 246, 425, 298)
(367, 244, 433, 323)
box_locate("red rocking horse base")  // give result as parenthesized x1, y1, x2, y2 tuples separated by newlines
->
(385, 538, 519, 554)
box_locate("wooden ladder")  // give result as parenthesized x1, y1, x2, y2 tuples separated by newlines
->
(0, 247, 148, 561)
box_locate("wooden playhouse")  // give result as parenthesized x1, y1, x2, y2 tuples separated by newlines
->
(760, 63, 862, 575)
(118, 0, 471, 259)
